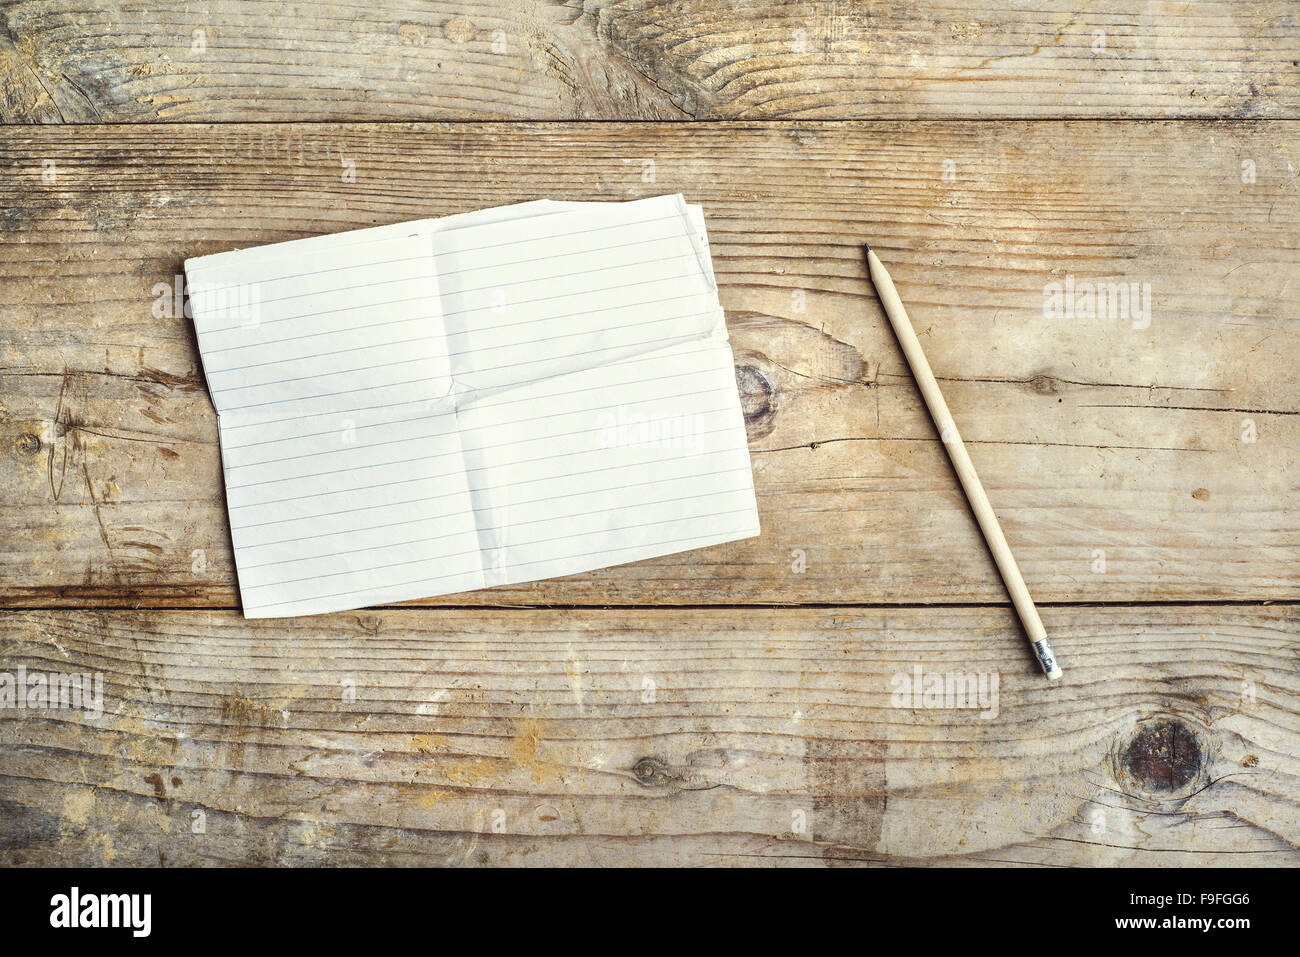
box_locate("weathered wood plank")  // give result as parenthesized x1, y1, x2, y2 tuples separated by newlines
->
(1, 121, 1296, 607)
(1, 0, 1296, 122)
(0, 605, 1294, 866)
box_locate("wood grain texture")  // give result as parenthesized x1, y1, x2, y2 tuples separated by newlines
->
(2, 0, 1294, 873)
(1, 121, 1296, 607)
(0, 604, 1294, 866)
(1, 0, 1297, 123)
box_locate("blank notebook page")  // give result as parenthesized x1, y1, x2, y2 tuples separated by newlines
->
(186, 195, 760, 618)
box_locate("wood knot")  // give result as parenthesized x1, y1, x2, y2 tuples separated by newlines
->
(17, 432, 42, 455)
(1118, 719, 1206, 795)
(735, 363, 775, 439)
(443, 16, 475, 43)
(396, 24, 426, 46)
(632, 757, 671, 787)
(1028, 374, 1059, 395)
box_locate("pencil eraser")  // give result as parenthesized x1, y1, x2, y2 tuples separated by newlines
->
(1032, 637, 1062, 680)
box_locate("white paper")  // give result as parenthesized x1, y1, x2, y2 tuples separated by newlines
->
(186, 195, 759, 617)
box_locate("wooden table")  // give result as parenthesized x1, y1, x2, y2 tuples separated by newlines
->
(1, 1, 1297, 866)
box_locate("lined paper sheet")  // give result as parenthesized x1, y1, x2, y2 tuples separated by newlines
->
(186, 195, 759, 618)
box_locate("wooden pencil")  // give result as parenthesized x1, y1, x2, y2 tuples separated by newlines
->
(865, 244, 1062, 680)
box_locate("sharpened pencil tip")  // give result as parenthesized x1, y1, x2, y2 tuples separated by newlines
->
(862, 241, 871, 252)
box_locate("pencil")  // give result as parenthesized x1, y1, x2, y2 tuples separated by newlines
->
(865, 244, 1062, 680)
